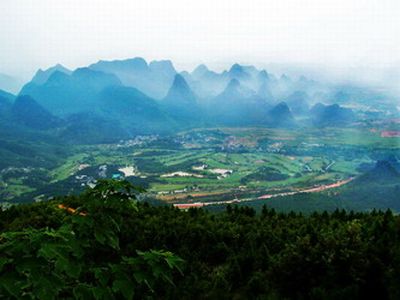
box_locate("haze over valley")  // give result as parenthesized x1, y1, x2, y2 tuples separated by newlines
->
(0, 55, 399, 213)
(2, 1, 400, 298)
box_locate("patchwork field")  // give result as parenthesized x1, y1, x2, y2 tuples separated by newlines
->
(2, 125, 399, 209)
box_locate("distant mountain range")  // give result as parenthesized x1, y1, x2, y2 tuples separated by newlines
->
(267, 102, 296, 127)
(30, 64, 72, 85)
(0, 73, 23, 94)
(0, 56, 392, 143)
(20, 67, 122, 115)
(89, 58, 176, 99)
(11, 95, 61, 130)
(310, 103, 355, 126)
(0, 89, 15, 102)
(164, 74, 197, 106)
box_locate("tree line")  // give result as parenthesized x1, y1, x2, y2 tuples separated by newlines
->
(1, 180, 400, 299)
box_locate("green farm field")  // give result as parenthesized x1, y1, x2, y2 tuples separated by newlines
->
(2, 125, 399, 208)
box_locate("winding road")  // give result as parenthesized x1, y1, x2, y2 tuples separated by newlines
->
(174, 177, 354, 209)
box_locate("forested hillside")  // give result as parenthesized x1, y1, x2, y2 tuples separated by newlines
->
(1, 180, 400, 299)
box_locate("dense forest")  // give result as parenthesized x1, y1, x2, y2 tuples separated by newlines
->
(1, 180, 400, 299)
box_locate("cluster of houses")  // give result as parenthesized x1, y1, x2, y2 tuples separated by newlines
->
(116, 135, 159, 148)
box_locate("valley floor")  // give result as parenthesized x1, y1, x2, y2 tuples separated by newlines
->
(1, 125, 400, 212)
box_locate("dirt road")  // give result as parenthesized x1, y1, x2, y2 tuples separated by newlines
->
(173, 177, 354, 209)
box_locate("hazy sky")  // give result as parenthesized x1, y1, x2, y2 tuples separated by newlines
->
(1, 0, 399, 79)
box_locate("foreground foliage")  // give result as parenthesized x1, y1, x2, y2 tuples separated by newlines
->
(0, 180, 184, 299)
(1, 180, 400, 299)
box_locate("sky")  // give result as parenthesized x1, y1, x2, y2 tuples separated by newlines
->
(0, 0, 399, 84)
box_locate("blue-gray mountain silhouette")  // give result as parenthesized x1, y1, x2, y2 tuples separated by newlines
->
(0, 73, 23, 94)
(209, 79, 270, 125)
(20, 68, 122, 115)
(163, 74, 197, 106)
(311, 103, 355, 126)
(162, 74, 200, 122)
(267, 102, 296, 127)
(0, 89, 15, 102)
(30, 64, 72, 85)
(97, 85, 175, 134)
(11, 95, 60, 130)
(89, 57, 177, 99)
(284, 91, 310, 115)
